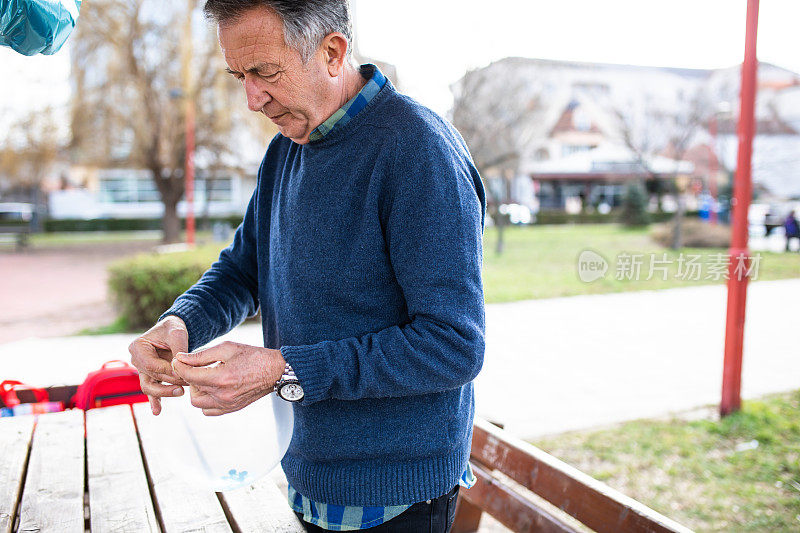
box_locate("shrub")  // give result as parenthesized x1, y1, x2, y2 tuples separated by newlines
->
(108, 245, 224, 330)
(651, 218, 731, 248)
(45, 215, 244, 232)
(534, 210, 683, 225)
(619, 182, 651, 227)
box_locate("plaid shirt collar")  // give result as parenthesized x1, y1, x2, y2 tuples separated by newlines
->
(308, 63, 387, 142)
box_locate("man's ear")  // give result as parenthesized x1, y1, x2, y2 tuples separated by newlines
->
(321, 32, 349, 77)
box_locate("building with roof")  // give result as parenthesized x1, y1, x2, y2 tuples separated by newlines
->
(452, 57, 800, 214)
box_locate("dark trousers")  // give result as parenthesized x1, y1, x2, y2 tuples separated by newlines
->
(295, 485, 460, 532)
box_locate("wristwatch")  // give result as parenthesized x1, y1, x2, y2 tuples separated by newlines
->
(275, 362, 304, 402)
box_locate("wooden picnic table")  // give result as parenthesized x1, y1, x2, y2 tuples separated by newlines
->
(1, 404, 305, 533)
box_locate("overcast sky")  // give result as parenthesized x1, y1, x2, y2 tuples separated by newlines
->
(356, 0, 800, 113)
(2, 0, 799, 123)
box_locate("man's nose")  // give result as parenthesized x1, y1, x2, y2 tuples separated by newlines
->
(244, 75, 272, 112)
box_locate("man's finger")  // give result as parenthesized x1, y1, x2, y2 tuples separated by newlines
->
(175, 345, 229, 367)
(172, 357, 223, 387)
(150, 371, 189, 387)
(143, 357, 181, 379)
(190, 394, 222, 410)
(167, 326, 189, 358)
(140, 378, 185, 399)
(149, 395, 161, 416)
(202, 402, 248, 416)
(131, 344, 188, 386)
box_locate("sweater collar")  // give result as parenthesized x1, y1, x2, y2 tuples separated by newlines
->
(308, 64, 387, 143)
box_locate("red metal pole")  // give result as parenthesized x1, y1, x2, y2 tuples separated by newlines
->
(709, 115, 718, 224)
(720, 0, 759, 417)
(185, 100, 196, 246)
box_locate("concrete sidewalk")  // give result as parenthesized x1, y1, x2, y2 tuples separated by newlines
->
(1, 279, 798, 439)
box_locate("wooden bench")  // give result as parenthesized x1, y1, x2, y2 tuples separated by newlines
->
(0, 225, 30, 251)
(453, 418, 694, 533)
(1, 404, 304, 533)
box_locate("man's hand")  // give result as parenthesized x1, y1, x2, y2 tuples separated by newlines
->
(171, 341, 286, 416)
(128, 315, 190, 415)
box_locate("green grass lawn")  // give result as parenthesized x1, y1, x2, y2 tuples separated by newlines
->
(65, 222, 800, 335)
(482, 224, 800, 303)
(532, 390, 800, 532)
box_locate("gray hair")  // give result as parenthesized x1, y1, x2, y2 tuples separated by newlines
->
(203, 0, 353, 63)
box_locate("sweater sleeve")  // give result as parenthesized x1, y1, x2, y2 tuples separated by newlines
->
(280, 126, 487, 404)
(157, 175, 261, 352)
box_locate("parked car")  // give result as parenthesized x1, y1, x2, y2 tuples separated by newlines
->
(0, 203, 34, 225)
(498, 203, 534, 225)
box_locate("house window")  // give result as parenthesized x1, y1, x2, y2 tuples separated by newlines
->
(572, 107, 592, 132)
(100, 177, 136, 203)
(100, 176, 160, 203)
(562, 144, 594, 157)
(100, 175, 233, 204)
(196, 176, 233, 203)
(137, 179, 160, 202)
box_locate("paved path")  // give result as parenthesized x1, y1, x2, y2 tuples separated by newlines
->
(0, 241, 157, 343)
(1, 280, 798, 440)
(476, 278, 799, 438)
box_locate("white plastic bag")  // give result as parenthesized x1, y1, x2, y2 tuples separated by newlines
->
(154, 393, 293, 492)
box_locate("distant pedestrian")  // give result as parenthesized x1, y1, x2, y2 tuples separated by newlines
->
(784, 210, 800, 252)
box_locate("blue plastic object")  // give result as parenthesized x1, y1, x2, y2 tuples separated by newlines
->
(0, 0, 81, 56)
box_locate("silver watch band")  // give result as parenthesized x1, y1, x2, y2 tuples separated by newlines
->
(275, 362, 298, 388)
(282, 362, 296, 380)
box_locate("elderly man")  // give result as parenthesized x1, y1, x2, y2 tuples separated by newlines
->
(128, 0, 486, 531)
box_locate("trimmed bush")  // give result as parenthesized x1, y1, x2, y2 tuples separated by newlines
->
(651, 218, 731, 248)
(45, 215, 244, 233)
(535, 210, 680, 225)
(108, 245, 224, 329)
(619, 182, 651, 227)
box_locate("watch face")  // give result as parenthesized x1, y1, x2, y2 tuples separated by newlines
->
(279, 382, 304, 402)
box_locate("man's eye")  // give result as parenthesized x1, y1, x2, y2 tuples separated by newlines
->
(260, 71, 280, 81)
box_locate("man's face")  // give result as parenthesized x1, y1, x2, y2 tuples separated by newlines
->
(219, 6, 330, 144)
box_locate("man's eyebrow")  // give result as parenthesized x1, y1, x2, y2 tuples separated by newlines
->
(225, 62, 280, 75)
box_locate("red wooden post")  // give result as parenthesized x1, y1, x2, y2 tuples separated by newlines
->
(708, 114, 718, 224)
(182, 0, 196, 247)
(185, 100, 196, 247)
(721, 0, 759, 417)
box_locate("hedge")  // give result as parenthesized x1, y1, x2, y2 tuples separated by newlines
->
(45, 216, 244, 233)
(533, 210, 695, 225)
(108, 245, 224, 329)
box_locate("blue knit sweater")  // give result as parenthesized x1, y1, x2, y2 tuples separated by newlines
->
(159, 78, 486, 506)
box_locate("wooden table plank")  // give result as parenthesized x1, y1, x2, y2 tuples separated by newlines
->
(220, 477, 304, 533)
(86, 405, 160, 533)
(0, 416, 35, 533)
(132, 402, 232, 533)
(18, 410, 85, 533)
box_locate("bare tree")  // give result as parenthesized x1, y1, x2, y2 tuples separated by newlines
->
(451, 64, 542, 255)
(0, 110, 65, 227)
(69, 0, 270, 243)
(613, 89, 708, 248)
